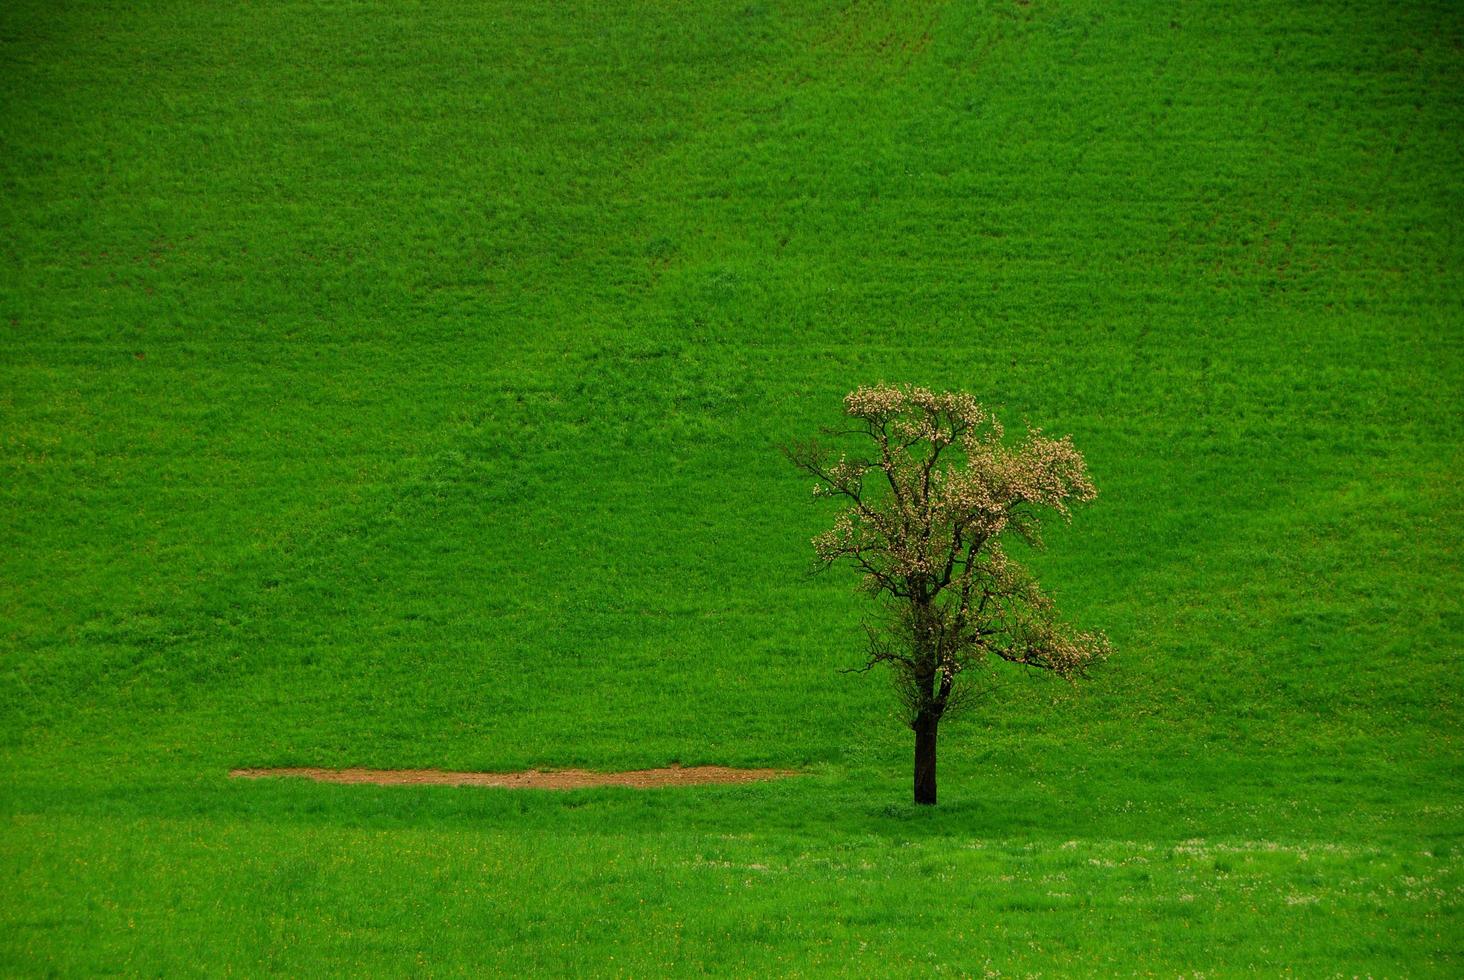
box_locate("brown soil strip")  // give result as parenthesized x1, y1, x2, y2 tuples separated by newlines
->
(230, 764, 796, 790)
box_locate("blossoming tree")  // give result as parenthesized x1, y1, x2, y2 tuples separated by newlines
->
(787, 384, 1109, 805)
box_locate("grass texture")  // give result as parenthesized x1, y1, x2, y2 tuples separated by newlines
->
(2, 0, 1461, 974)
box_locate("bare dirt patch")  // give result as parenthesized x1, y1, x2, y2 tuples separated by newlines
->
(230, 764, 796, 790)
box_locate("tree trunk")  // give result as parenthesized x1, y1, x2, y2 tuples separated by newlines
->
(913, 715, 938, 805)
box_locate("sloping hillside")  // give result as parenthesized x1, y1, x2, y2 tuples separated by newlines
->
(3, 1, 1460, 973)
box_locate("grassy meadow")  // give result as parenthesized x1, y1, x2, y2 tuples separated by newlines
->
(3, 0, 1461, 973)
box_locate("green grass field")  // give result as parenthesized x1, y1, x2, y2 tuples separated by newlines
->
(3, 0, 1461, 973)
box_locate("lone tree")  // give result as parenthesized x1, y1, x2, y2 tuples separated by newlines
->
(787, 384, 1109, 805)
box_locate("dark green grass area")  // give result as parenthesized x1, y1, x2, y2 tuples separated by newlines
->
(2, 0, 1461, 973)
